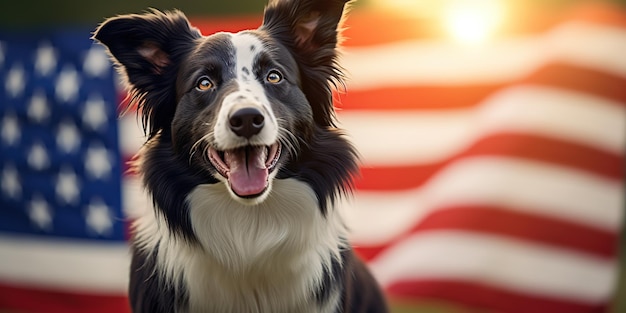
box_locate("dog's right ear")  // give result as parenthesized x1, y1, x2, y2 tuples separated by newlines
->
(93, 9, 201, 138)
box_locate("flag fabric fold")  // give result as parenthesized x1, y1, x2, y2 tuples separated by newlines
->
(338, 3, 625, 312)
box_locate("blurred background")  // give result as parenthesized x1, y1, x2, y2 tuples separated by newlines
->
(1, 0, 625, 312)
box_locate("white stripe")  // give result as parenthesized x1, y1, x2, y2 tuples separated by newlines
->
(338, 85, 625, 165)
(368, 231, 618, 303)
(0, 235, 129, 292)
(548, 22, 626, 78)
(119, 115, 145, 156)
(343, 36, 541, 88)
(122, 176, 150, 219)
(342, 21, 626, 89)
(341, 157, 624, 245)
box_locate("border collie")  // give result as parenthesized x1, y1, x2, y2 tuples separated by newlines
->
(94, 0, 387, 312)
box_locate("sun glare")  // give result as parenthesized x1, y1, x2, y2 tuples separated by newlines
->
(370, 0, 507, 44)
(443, 0, 505, 44)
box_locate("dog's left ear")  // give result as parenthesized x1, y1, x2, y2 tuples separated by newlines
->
(262, 0, 351, 127)
(262, 0, 350, 54)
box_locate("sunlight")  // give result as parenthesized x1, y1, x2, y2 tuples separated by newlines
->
(443, 0, 505, 44)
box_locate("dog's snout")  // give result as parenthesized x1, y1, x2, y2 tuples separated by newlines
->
(229, 107, 265, 139)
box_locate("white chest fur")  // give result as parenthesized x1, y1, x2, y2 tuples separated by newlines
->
(133, 178, 346, 313)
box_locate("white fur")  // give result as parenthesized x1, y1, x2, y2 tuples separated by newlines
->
(133, 178, 347, 313)
(213, 33, 279, 151)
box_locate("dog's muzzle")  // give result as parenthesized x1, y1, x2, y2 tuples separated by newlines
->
(208, 106, 281, 198)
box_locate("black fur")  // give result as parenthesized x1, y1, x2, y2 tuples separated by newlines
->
(94, 9, 202, 139)
(94, 0, 388, 312)
(262, 0, 348, 127)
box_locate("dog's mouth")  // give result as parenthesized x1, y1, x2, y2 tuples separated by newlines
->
(208, 143, 281, 198)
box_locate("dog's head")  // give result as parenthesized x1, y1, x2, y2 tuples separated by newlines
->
(94, 0, 352, 204)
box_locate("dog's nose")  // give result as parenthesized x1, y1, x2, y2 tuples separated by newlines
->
(229, 107, 265, 138)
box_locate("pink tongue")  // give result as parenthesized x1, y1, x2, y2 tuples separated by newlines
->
(224, 147, 268, 197)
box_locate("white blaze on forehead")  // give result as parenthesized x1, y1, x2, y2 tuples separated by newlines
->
(212, 32, 278, 150)
(230, 32, 265, 93)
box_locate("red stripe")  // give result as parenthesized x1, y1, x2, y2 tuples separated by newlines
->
(0, 283, 130, 313)
(565, 2, 626, 29)
(414, 206, 617, 258)
(520, 63, 626, 106)
(354, 245, 387, 262)
(335, 84, 505, 111)
(355, 205, 618, 262)
(355, 132, 623, 191)
(342, 11, 433, 47)
(336, 63, 626, 111)
(387, 280, 607, 313)
(189, 15, 261, 35)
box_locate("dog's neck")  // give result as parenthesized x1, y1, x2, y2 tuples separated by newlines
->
(133, 178, 347, 312)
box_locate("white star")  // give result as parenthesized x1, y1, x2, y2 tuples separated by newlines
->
(34, 42, 57, 77)
(5, 63, 26, 98)
(85, 143, 113, 180)
(28, 194, 53, 231)
(83, 94, 108, 131)
(83, 45, 110, 78)
(85, 197, 114, 236)
(1, 163, 21, 200)
(27, 141, 50, 170)
(56, 119, 81, 153)
(55, 65, 80, 103)
(56, 166, 80, 205)
(27, 89, 50, 123)
(1, 111, 20, 146)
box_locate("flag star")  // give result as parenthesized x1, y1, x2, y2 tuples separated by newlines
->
(27, 141, 50, 170)
(85, 198, 114, 236)
(27, 89, 50, 123)
(56, 119, 81, 153)
(1, 111, 20, 146)
(1, 163, 21, 200)
(28, 194, 53, 231)
(83, 45, 110, 78)
(55, 65, 80, 103)
(34, 42, 57, 76)
(85, 144, 113, 180)
(5, 63, 26, 98)
(83, 94, 108, 131)
(56, 166, 80, 205)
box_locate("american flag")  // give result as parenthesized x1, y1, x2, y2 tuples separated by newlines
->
(1, 2, 625, 313)
(0, 28, 131, 312)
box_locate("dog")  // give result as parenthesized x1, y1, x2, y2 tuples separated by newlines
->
(94, 0, 387, 312)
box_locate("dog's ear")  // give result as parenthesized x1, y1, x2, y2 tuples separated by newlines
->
(262, 0, 351, 127)
(93, 9, 201, 138)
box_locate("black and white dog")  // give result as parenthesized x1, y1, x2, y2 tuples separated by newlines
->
(94, 0, 387, 312)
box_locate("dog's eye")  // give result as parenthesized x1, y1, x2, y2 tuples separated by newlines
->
(196, 76, 214, 91)
(266, 70, 283, 84)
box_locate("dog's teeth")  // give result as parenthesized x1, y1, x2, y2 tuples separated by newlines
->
(265, 143, 280, 170)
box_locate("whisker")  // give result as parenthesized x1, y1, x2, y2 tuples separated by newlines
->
(189, 131, 213, 165)
(275, 117, 304, 158)
(277, 127, 300, 158)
